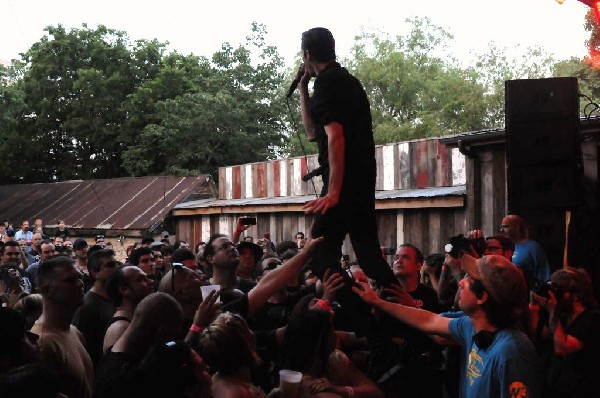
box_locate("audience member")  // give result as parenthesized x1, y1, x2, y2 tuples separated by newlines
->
(13, 293, 43, 330)
(501, 214, 551, 288)
(73, 238, 93, 291)
(25, 240, 57, 288)
(353, 254, 541, 397)
(94, 292, 184, 398)
(55, 220, 71, 239)
(72, 249, 118, 368)
(128, 247, 156, 280)
(237, 240, 263, 280)
(32, 255, 94, 398)
(103, 264, 153, 352)
(530, 267, 600, 397)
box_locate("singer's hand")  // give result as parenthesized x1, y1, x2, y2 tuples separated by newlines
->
(299, 65, 311, 88)
(303, 193, 339, 215)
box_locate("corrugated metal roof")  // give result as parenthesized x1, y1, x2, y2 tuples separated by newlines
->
(0, 175, 216, 230)
(174, 185, 466, 210)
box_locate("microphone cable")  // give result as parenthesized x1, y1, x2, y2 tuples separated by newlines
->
(285, 97, 318, 198)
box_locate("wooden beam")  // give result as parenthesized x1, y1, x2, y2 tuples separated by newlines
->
(172, 196, 464, 216)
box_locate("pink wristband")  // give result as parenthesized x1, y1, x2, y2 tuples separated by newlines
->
(189, 324, 204, 333)
(315, 299, 333, 313)
(345, 386, 355, 398)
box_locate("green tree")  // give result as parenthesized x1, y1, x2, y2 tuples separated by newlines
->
(121, 22, 288, 177)
(346, 17, 489, 144)
(0, 62, 28, 183)
(16, 24, 167, 182)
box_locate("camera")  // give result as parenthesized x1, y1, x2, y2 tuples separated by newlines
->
(382, 247, 396, 255)
(444, 234, 486, 259)
(532, 279, 561, 299)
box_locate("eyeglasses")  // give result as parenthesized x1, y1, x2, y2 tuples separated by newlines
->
(486, 246, 503, 251)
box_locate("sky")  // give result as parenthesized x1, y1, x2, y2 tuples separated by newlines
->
(0, 0, 593, 68)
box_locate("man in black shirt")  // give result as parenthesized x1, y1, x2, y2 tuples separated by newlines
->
(72, 249, 118, 369)
(296, 27, 397, 334)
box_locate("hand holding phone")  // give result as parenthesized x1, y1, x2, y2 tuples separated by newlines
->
(240, 217, 256, 226)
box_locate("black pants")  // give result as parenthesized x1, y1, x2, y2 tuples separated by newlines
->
(310, 199, 397, 335)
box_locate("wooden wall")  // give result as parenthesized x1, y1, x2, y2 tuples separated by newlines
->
(217, 139, 460, 200)
(175, 137, 468, 261)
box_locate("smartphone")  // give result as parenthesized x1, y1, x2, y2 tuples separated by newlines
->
(263, 233, 271, 240)
(240, 217, 256, 226)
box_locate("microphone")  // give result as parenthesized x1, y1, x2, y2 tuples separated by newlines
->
(286, 64, 305, 99)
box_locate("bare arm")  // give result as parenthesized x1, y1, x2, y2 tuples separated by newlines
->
(352, 281, 452, 337)
(232, 217, 250, 244)
(538, 290, 585, 356)
(247, 236, 323, 317)
(302, 122, 344, 215)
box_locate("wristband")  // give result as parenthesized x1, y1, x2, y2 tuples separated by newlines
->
(189, 324, 204, 333)
(315, 299, 333, 313)
(345, 386, 354, 398)
(528, 303, 540, 311)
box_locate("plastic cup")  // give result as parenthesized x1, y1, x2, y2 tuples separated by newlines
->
(200, 284, 221, 302)
(279, 369, 302, 398)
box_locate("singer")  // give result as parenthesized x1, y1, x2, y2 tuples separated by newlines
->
(295, 27, 398, 332)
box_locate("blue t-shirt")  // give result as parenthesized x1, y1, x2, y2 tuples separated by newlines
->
(512, 240, 551, 287)
(449, 316, 540, 398)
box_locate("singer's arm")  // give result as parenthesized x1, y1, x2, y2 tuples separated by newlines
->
(300, 74, 316, 141)
(303, 122, 344, 215)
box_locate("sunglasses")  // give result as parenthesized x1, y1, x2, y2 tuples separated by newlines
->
(171, 262, 184, 292)
(264, 261, 282, 271)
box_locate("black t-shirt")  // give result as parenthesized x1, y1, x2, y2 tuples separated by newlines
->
(545, 309, 600, 397)
(72, 291, 115, 369)
(238, 278, 257, 294)
(410, 283, 441, 314)
(94, 351, 146, 398)
(310, 62, 376, 202)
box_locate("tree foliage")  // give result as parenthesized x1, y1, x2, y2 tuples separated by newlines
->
(1, 17, 596, 184)
(346, 18, 489, 144)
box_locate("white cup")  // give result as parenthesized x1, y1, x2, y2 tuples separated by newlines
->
(200, 284, 221, 303)
(279, 369, 302, 398)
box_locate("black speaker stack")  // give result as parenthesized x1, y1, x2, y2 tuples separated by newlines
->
(505, 77, 582, 269)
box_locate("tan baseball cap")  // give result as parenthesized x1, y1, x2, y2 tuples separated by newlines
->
(461, 254, 527, 309)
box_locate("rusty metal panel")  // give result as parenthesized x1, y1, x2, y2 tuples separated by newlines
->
(0, 176, 215, 232)
(415, 140, 430, 188)
(435, 141, 450, 187)
(232, 166, 241, 199)
(255, 163, 266, 198)
(273, 161, 280, 197)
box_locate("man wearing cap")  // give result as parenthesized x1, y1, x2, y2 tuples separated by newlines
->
(353, 254, 540, 398)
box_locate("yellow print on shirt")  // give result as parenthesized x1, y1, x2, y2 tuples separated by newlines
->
(467, 347, 483, 385)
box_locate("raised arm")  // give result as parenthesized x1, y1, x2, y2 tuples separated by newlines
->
(247, 235, 323, 317)
(352, 281, 452, 337)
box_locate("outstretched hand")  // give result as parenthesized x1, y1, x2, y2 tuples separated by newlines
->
(321, 269, 345, 305)
(382, 283, 417, 308)
(351, 280, 381, 306)
(301, 222, 325, 254)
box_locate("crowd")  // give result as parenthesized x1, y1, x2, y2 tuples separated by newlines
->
(0, 213, 598, 398)
(2, 26, 599, 398)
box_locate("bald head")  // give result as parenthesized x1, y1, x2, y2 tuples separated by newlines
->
(129, 292, 183, 336)
(501, 215, 528, 242)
